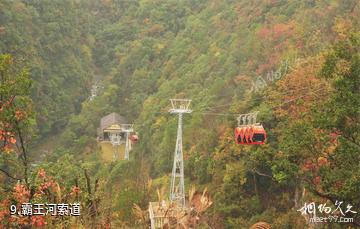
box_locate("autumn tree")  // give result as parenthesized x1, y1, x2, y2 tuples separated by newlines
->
(0, 54, 32, 183)
(313, 32, 360, 226)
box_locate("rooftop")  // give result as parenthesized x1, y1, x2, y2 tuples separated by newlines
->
(100, 112, 127, 131)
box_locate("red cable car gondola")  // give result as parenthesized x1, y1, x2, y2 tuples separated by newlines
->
(129, 134, 139, 143)
(235, 125, 266, 145)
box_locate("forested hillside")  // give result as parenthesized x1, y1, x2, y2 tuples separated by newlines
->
(0, 0, 359, 228)
(0, 0, 97, 136)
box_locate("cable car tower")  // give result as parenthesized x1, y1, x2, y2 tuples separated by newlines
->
(121, 124, 134, 160)
(106, 123, 135, 160)
(108, 127, 122, 160)
(169, 99, 192, 208)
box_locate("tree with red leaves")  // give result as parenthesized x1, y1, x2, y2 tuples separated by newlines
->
(0, 54, 32, 180)
(0, 54, 35, 227)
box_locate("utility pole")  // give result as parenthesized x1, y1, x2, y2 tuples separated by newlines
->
(169, 99, 192, 208)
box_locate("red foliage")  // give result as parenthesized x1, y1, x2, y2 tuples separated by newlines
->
(38, 168, 46, 179)
(317, 157, 328, 167)
(31, 215, 47, 227)
(257, 23, 294, 40)
(302, 160, 316, 171)
(39, 181, 56, 193)
(258, 27, 271, 39)
(330, 131, 341, 143)
(296, 40, 304, 49)
(271, 57, 327, 120)
(36, 168, 58, 194)
(0, 130, 17, 151)
(334, 181, 343, 190)
(0, 200, 10, 222)
(71, 186, 80, 194)
(15, 110, 26, 120)
(272, 23, 293, 40)
(0, 96, 19, 153)
(0, 168, 77, 226)
(14, 183, 31, 203)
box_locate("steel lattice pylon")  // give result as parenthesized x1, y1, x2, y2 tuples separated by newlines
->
(107, 124, 134, 160)
(109, 131, 121, 160)
(169, 99, 192, 208)
(121, 124, 134, 160)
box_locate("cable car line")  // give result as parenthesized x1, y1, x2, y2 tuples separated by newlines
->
(136, 86, 327, 124)
(200, 84, 326, 112)
(194, 87, 327, 117)
(134, 87, 326, 145)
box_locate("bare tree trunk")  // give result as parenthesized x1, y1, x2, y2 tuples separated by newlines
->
(253, 173, 259, 197)
(294, 183, 300, 209)
(84, 169, 100, 228)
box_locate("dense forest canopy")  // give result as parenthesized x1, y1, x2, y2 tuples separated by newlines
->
(0, 0, 359, 228)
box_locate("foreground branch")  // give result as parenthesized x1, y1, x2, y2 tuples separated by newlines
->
(0, 167, 22, 181)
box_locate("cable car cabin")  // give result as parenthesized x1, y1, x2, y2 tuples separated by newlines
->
(129, 134, 139, 143)
(235, 125, 266, 145)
